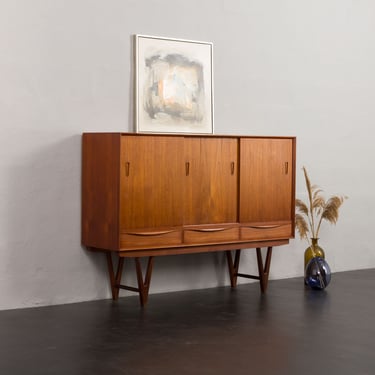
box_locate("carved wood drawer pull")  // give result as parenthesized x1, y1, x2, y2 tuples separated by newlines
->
(126, 230, 175, 236)
(189, 227, 228, 233)
(245, 225, 282, 229)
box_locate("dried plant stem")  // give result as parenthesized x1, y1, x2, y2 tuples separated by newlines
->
(303, 167, 316, 237)
(295, 167, 347, 245)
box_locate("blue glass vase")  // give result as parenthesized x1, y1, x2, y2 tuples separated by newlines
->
(305, 257, 331, 290)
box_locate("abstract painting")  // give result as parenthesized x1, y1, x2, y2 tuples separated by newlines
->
(135, 35, 213, 134)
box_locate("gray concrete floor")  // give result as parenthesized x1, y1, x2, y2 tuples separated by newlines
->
(1, 268, 375, 375)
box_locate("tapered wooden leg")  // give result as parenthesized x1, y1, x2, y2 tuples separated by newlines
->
(106, 253, 124, 300)
(135, 257, 154, 307)
(226, 250, 241, 287)
(226, 247, 273, 293)
(256, 247, 273, 293)
(106, 247, 272, 304)
(106, 253, 154, 306)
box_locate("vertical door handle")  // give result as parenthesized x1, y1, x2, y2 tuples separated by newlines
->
(185, 162, 190, 176)
(231, 162, 235, 175)
(285, 162, 289, 174)
(125, 162, 130, 177)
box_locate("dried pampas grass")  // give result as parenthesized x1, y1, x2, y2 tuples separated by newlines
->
(295, 167, 347, 246)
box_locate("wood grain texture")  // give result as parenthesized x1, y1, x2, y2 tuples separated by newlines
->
(82, 133, 296, 252)
(239, 138, 295, 223)
(82, 133, 120, 250)
(184, 137, 238, 225)
(119, 135, 184, 230)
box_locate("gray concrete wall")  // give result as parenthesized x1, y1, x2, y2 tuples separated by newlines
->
(1, 0, 374, 309)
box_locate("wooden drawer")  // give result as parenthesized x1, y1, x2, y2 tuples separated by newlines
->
(184, 225, 239, 244)
(240, 222, 292, 241)
(120, 228, 182, 249)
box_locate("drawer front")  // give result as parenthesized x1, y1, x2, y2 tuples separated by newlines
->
(184, 226, 239, 244)
(240, 223, 292, 240)
(120, 229, 182, 249)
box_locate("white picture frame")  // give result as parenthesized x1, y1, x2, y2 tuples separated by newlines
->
(135, 34, 214, 134)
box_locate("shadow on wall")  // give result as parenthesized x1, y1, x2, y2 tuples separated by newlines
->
(2, 133, 260, 308)
(2, 134, 108, 309)
(118, 251, 231, 297)
(116, 244, 262, 299)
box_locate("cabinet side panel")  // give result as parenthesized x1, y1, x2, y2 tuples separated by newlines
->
(289, 138, 296, 238)
(82, 133, 120, 250)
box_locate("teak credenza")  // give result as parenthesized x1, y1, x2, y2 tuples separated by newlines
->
(82, 133, 296, 306)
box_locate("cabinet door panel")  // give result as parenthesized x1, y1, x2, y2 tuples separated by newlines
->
(240, 138, 294, 223)
(184, 138, 238, 225)
(120, 135, 184, 230)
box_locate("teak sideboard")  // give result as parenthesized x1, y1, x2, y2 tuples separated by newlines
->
(82, 133, 296, 306)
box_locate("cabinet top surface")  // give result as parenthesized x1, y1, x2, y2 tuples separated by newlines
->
(82, 132, 296, 140)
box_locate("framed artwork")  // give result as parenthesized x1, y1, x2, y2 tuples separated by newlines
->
(135, 35, 214, 134)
